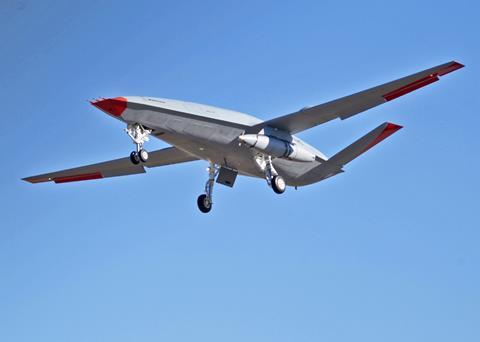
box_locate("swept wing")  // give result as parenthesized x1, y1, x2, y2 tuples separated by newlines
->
(252, 61, 463, 134)
(23, 147, 198, 184)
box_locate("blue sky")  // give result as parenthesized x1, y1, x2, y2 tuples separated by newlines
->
(1, 0, 479, 341)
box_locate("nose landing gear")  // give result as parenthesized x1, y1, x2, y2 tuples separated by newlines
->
(126, 123, 152, 165)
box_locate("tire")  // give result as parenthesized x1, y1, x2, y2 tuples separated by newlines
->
(197, 194, 212, 213)
(139, 149, 149, 162)
(130, 151, 140, 165)
(272, 175, 286, 194)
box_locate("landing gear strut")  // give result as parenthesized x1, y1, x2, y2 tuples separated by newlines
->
(197, 162, 219, 213)
(126, 123, 152, 165)
(254, 155, 286, 194)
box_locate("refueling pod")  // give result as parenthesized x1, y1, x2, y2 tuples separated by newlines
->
(238, 134, 316, 162)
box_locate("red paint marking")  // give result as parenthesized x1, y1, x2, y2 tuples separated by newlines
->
(383, 75, 439, 101)
(53, 172, 103, 183)
(363, 123, 402, 153)
(437, 61, 464, 76)
(91, 97, 127, 116)
(383, 61, 464, 102)
(24, 177, 49, 184)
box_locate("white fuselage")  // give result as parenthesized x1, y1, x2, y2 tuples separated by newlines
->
(113, 96, 327, 186)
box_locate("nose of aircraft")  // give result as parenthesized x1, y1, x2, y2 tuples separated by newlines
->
(90, 97, 127, 117)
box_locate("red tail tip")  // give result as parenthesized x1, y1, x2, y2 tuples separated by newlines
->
(362, 122, 403, 153)
(385, 122, 403, 132)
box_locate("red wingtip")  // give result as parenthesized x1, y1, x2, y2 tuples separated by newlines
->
(91, 97, 127, 116)
(437, 61, 465, 76)
(382, 61, 464, 102)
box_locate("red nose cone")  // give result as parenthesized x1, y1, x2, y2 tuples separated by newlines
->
(91, 97, 127, 116)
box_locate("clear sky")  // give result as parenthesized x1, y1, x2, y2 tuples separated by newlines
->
(1, 1, 479, 341)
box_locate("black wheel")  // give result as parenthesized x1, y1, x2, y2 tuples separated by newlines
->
(139, 149, 149, 162)
(197, 194, 212, 213)
(130, 151, 140, 165)
(272, 175, 286, 194)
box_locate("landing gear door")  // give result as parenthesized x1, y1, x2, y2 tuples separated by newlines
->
(216, 167, 238, 188)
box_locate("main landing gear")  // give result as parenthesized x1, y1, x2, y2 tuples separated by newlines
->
(254, 155, 287, 194)
(197, 162, 219, 213)
(126, 123, 152, 165)
(195, 157, 286, 213)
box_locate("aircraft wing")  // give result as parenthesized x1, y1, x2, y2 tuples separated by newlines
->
(252, 61, 463, 134)
(299, 122, 402, 183)
(23, 147, 198, 184)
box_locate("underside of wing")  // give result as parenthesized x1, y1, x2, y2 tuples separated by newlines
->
(23, 147, 199, 184)
(252, 61, 463, 134)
